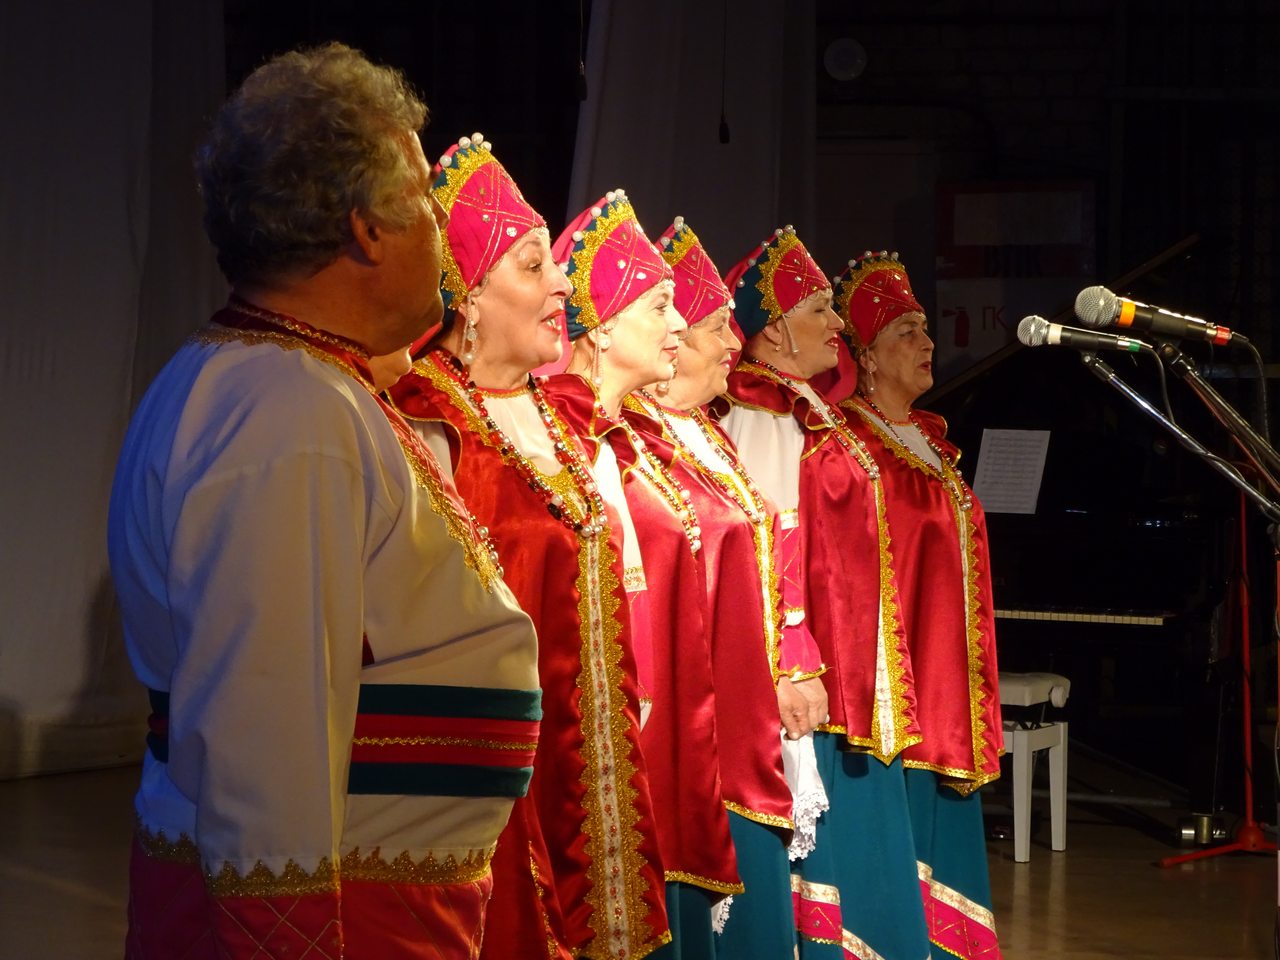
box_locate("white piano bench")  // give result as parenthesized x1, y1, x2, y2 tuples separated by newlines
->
(998, 671, 1071, 863)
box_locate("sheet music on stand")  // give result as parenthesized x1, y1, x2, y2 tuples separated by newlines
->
(973, 429, 1051, 514)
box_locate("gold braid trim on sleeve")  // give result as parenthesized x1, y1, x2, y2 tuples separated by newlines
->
(663, 870, 745, 896)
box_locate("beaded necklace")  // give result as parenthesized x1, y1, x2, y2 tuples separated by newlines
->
(861, 396, 973, 511)
(606, 401, 703, 554)
(439, 353, 608, 538)
(637, 392, 767, 525)
(745, 358, 880, 480)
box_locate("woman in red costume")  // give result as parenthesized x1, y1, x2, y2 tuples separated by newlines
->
(388, 138, 668, 960)
(623, 218, 832, 959)
(833, 251, 1002, 959)
(717, 226, 933, 960)
(542, 192, 742, 959)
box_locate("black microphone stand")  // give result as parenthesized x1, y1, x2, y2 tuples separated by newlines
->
(1079, 351, 1280, 878)
(1133, 344, 1280, 876)
(1079, 353, 1280, 522)
(1155, 341, 1280, 481)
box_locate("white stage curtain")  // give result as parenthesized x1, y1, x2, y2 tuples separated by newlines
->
(0, 1, 225, 778)
(568, 0, 817, 278)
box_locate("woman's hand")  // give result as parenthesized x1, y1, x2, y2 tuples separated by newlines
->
(793, 676, 829, 732)
(776, 676, 810, 740)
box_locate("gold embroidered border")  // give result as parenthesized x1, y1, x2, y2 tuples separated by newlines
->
(392, 420, 502, 592)
(789, 874, 840, 905)
(901, 759, 1001, 796)
(755, 232, 804, 324)
(574, 531, 658, 958)
(842, 928, 888, 960)
(195, 326, 500, 592)
(135, 821, 200, 864)
(719, 391, 791, 418)
(917, 861, 997, 932)
(566, 198, 641, 334)
(724, 800, 794, 832)
(845, 399, 947, 485)
(207, 856, 338, 898)
(782, 665, 828, 683)
(960, 506, 998, 784)
(412, 359, 590, 524)
(868, 481, 922, 763)
(352, 735, 537, 751)
(718, 460, 785, 681)
(432, 147, 500, 306)
(844, 399, 971, 510)
(673, 403, 784, 685)
(193, 326, 369, 391)
(664, 870, 745, 896)
(846, 398, 998, 784)
(221, 302, 372, 357)
(340, 845, 493, 886)
(663, 223, 702, 271)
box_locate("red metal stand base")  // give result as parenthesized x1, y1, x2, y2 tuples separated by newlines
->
(1160, 822, 1276, 868)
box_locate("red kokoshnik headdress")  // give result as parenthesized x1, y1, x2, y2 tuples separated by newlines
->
(832, 249, 924, 348)
(553, 189, 673, 340)
(431, 132, 548, 311)
(722, 225, 829, 339)
(656, 217, 732, 327)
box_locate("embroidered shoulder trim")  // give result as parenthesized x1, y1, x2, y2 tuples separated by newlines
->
(194, 324, 503, 591)
(192, 325, 369, 388)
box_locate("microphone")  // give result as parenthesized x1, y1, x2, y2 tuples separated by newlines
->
(1017, 315, 1153, 353)
(1074, 285, 1247, 346)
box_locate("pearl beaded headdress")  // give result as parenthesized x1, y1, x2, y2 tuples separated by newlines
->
(552, 189, 673, 340)
(722, 225, 829, 339)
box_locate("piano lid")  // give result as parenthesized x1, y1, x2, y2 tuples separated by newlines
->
(929, 345, 1233, 616)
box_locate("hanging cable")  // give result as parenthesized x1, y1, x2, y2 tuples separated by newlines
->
(718, 0, 730, 142)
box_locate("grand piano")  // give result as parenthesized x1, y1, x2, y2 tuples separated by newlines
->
(926, 326, 1266, 819)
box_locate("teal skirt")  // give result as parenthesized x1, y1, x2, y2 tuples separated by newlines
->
(905, 768, 1000, 959)
(714, 811, 796, 959)
(649, 881, 717, 960)
(791, 733, 931, 960)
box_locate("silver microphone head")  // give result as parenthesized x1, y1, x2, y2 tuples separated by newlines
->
(1074, 285, 1117, 328)
(1017, 315, 1050, 347)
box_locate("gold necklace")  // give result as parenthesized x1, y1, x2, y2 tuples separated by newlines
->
(861, 397, 972, 511)
(606, 401, 703, 554)
(637, 393, 767, 525)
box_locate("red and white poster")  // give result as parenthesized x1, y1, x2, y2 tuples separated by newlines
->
(935, 181, 1096, 380)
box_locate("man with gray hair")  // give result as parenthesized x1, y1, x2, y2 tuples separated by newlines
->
(109, 43, 540, 958)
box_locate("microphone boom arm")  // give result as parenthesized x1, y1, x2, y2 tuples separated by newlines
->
(1079, 352, 1280, 522)
(1155, 341, 1280, 479)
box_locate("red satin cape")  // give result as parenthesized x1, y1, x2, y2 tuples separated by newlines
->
(389, 355, 669, 960)
(842, 398, 1003, 791)
(543, 374, 741, 897)
(722, 362, 922, 762)
(623, 399, 794, 833)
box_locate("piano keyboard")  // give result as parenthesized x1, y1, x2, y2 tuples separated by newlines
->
(994, 609, 1171, 626)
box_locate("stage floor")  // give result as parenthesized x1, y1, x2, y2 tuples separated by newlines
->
(0, 761, 1271, 958)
